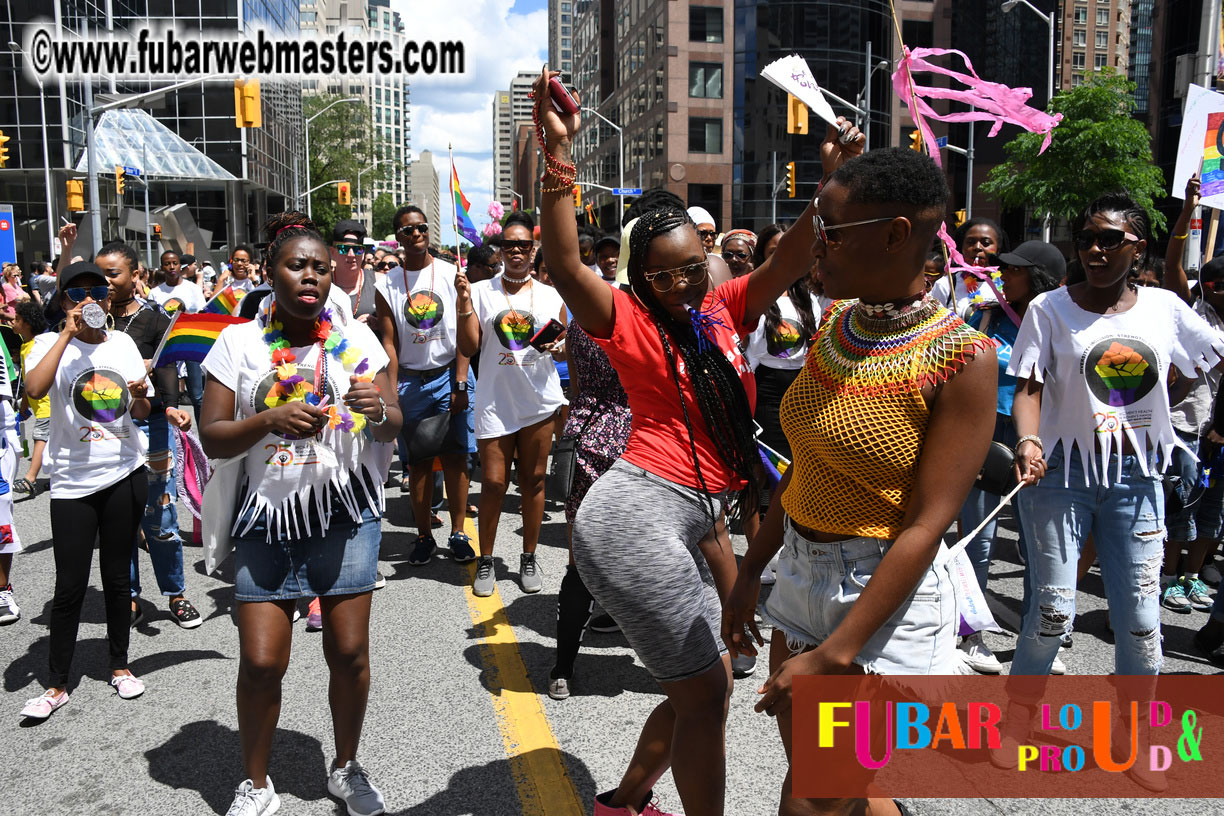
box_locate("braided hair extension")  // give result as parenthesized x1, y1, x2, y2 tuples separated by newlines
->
(263, 211, 326, 269)
(626, 207, 762, 525)
(763, 278, 818, 352)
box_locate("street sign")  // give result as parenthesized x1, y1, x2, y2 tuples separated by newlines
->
(0, 205, 14, 265)
(123, 165, 142, 177)
(612, 188, 642, 196)
(935, 136, 948, 149)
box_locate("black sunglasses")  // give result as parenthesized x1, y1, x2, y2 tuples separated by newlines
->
(721, 250, 750, 262)
(696, 229, 717, 240)
(1074, 228, 1140, 252)
(502, 240, 534, 253)
(396, 223, 429, 236)
(65, 285, 110, 303)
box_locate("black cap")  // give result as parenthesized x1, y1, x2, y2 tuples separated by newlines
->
(593, 235, 620, 253)
(59, 260, 107, 293)
(179, 254, 196, 266)
(993, 241, 1066, 280)
(333, 219, 367, 243)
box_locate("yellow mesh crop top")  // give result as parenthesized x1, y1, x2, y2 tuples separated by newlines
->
(780, 297, 993, 539)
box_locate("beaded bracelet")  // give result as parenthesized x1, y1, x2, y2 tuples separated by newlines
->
(530, 90, 577, 184)
(1015, 434, 1043, 455)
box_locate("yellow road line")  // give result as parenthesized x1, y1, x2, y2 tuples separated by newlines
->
(460, 518, 584, 816)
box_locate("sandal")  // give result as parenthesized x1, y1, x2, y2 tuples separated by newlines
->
(12, 478, 36, 496)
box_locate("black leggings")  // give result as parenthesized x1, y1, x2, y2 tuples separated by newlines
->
(48, 469, 147, 688)
(553, 564, 594, 679)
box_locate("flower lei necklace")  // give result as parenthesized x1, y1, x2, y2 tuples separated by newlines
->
(263, 303, 373, 433)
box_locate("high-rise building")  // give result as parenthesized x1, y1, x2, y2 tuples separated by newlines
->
(368, 0, 412, 224)
(1058, 0, 1130, 90)
(409, 149, 441, 249)
(301, 0, 369, 98)
(0, 0, 301, 265)
(548, 0, 575, 81)
(492, 70, 537, 210)
(1129, 0, 1157, 117)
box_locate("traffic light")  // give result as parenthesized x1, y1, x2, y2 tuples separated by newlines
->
(786, 94, 809, 135)
(337, 182, 351, 206)
(573, 185, 581, 209)
(909, 129, 923, 152)
(152, 224, 162, 237)
(115, 165, 126, 196)
(0, 130, 9, 168)
(234, 78, 262, 128)
(785, 161, 796, 199)
(66, 179, 85, 212)
(954, 209, 968, 228)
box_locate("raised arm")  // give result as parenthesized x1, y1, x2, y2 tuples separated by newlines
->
(534, 67, 615, 338)
(1166, 174, 1200, 305)
(743, 118, 864, 323)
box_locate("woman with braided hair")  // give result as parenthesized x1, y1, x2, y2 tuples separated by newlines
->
(534, 67, 859, 816)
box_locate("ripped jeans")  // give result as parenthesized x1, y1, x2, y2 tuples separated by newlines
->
(1011, 445, 1164, 683)
(130, 410, 185, 598)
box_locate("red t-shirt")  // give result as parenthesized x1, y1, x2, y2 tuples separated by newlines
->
(590, 275, 756, 492)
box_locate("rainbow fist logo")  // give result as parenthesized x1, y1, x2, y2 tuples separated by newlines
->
(767, 318, 804, 359)
(71, 369, 130, 423)
(404, 290, 444, 330)
(162, 297, 185, 313)
(1087, 339, 1158, 407)
(493, 309, 535, 351)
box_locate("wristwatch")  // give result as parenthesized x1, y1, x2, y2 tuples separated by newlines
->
(455, 380, 468, 393)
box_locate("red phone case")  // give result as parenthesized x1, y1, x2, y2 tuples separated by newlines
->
(529, 319, 565, 349)
(549, 77, 580, 115)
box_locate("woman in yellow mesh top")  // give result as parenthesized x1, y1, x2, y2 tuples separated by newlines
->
(723, 148, 998, 816)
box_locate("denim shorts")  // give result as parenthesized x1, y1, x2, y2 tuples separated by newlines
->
(233, 506, 381, 601)
(1166, 431, 1224, 542)
(397, 367, 475, 457)
(762, 517, 963, 678)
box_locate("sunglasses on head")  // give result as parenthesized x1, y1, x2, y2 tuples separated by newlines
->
(334, 243, 364, 256)
(396, 223, 429, 236)
(66, 285, 110, 303)
(502, 240, 534, 253)
(1074, 228, 1140, 252)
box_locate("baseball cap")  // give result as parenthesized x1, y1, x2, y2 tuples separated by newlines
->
(179, 254, 196, 266)
(993, 241, 1066, 280)
(58, 260, 107, 292)
(333, 219, 367, 243)
(593, 235, 620, 253)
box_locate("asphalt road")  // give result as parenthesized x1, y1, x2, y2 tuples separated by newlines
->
(2, 469, 1220, 815)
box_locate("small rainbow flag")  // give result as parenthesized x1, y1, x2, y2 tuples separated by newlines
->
(203, 285, 245, 316)
(451, 162, 483, 247)
(152, 312, 249, 367)
(758, 441, 791, 489)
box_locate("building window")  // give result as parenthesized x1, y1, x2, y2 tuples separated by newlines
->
(1072, 72, 1084, 86)
(1073, 7, 1087, 23)
(1095, 30, 1108, 48)
(1096, 8, 1109, 26)
(562, 37, 570, 47)
(689, 62, 723, 98)
(689, 6, 723, 43)
(1072, 52, 1086, 69)
(1094, 52, 1107, 69)
(1073, 29, 1086, 46)
(688, 117, 722, 153)
(561, 1, 570, 10)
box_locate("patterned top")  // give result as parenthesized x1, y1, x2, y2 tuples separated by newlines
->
(779, 297, 993, 538)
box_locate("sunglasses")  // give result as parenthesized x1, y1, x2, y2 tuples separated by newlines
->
(1074, 228, 1140, 252)
(334, 243, 364, 256)
(502, 240, 534, 253)
(396, 223, 429, 236)
(66, 285, 110, 303)
(696, 229, 717, 240)
(811, 202, 896, 247)
(721, 250, 750, 262)
(377, 262, 395, 270)
(643, 259, 710, 292)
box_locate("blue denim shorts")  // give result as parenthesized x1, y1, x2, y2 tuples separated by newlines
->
(762, 517, 963, 677)
(233, 506, 381, 602)
(396, 367, 475, 457)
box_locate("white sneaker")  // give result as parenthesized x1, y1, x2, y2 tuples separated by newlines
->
(760, 553, 779, 586)
(958, 632, 1002, 674)
(328, 760, 386, 816)
(0, 584, 19, 624)
(225, 778, 280, 816)
(548, 675, 571, 700)
(1050, 654, 1067, 675)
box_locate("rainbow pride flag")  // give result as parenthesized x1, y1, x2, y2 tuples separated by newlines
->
(203, 285, 245, 316)
(152, 312, 249, 367)
(758, 441, 791, 489)
(451, 162, 483, 247)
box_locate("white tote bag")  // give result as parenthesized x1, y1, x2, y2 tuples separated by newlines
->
(202, 455, 245, 575)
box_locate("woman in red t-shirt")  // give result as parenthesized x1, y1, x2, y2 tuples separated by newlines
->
(530, 67, 864, 816)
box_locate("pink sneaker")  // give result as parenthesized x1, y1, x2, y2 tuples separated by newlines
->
(593, 790, 680, 816)
(20, 689, 69, 719)
(110, 673, 145, 699)
(306, 597, 323, 631)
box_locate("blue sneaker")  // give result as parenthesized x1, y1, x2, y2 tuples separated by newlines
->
(449, 531, 477, 563)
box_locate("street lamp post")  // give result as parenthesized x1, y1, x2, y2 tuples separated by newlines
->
(854, 45, 890, 150)
(8, 42, 55, 261)
(496, 186, 523, 208)
(303, 97, 363, 219)
(1002, 0, 1055, 241)
(357, 159, 392, 232)
(581, 106, 624, 216)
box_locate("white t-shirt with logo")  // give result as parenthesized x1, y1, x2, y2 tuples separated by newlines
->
(149, 281, 206, 315)
(229, 277, 257, 294)
(376, 259, 458, 370)
(470, 276, 567, 438)
(1171, 297, 1224, 438)
(930, 270, 999, 320)
(745, 294, 811, 371)
(202, 316, 391, 541)
(1009, 286, 1224, 485)
(27, 332, 149, 499)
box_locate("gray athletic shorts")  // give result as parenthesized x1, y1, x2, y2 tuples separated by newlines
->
(571, 458, 726, 683)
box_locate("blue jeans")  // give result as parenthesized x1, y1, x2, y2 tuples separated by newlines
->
(1011, 446, 1165, 683)
(1165, 430, 1224, 542)
(130, 410, 185, 598)
(958, 414, 1025, 594)
(184, 361, 204, 423)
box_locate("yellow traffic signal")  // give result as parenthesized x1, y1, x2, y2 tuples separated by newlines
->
(0, 130, 9, 168)
(234, 78, 262, 128)
(786, 94, 809, 135)
(954, 209, 968, 228)
(786, 161, 796, 199)
(115, 165, 126, 196)
(337, 182, 351, 206)
(66, 179, 85, 212)
(573, 185, 581, 209)
(909, 129, 923, 152)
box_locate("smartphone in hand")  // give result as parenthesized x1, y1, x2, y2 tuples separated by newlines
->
(549, 77, 580, 115)
(528, 318, 565, 351)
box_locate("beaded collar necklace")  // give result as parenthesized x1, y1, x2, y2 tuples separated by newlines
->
(262, 303, 372, 433)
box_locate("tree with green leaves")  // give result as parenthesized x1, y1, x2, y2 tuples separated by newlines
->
(303, 94, 386, 238)
(371, 192, 397, 240)
(980, 68, 1168, 235)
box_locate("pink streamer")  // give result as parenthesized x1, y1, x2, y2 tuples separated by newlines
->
(936, 223, 1024, 329)
(893, 46, 1062, 169)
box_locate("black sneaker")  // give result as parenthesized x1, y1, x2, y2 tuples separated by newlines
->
(589, 613, 619, 633)
(407, 534, 437, 566)
(449, 531, 477, 562)
(170, 598, 203, 629)
(1195, 625, 1224, 665)
(130, 602, 145, 629)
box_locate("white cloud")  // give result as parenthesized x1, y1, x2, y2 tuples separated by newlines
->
(394, 0, 548, 245)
